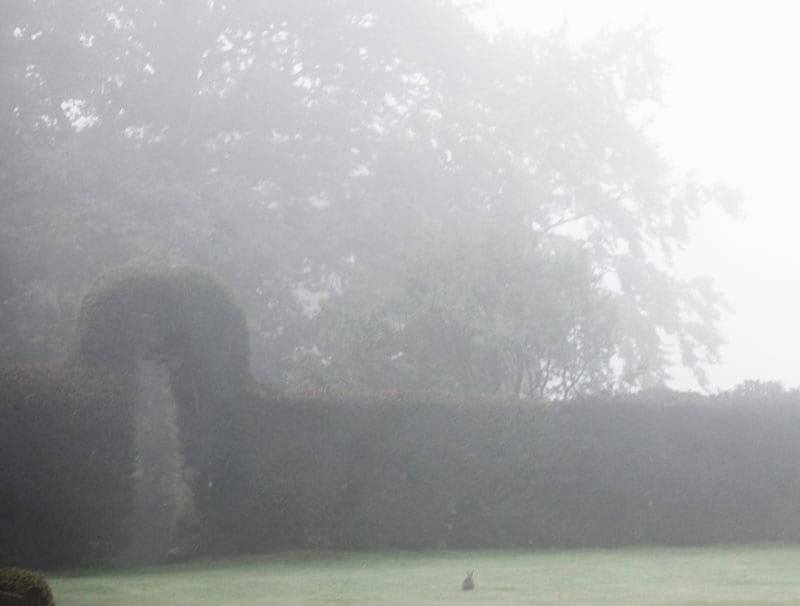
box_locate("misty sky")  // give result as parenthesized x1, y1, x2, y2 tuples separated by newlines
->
(481, 0, 799, 391)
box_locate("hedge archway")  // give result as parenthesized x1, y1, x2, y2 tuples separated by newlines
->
(0, 264, 255, 567)
(75, 264, 253, 531)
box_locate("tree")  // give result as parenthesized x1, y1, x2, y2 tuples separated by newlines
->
(299, 226, 619, 400)
(0, 1, 735, 392)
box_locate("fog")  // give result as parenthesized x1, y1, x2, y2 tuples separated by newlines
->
(482, 1, 800, 391)
(1, 0, 751, 395)
(4, 0, 800, 593)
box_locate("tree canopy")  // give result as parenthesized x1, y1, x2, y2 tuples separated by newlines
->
(0, 0, 736, 396)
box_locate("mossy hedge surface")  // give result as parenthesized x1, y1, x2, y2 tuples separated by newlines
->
(0, 568, 54, 606)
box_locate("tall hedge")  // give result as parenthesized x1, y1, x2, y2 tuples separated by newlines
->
(75, 264, 251, 535)
(0, 363, 135, 567)
(0, 264, 252, 568)
(223, 387, 800, 551)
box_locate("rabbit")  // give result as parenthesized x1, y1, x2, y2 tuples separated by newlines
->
(462, 569, 475, 590)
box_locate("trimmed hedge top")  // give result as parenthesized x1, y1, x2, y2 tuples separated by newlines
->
(75, 263, 249, 381)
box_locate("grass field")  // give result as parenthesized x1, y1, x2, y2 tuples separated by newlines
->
(47, 545, 800, 605)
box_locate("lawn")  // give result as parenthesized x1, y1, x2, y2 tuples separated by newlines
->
(47, 545, 800, 605)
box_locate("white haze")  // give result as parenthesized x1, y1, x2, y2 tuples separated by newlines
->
(480, 0, 800, 392)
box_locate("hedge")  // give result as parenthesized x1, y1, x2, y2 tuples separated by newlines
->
(0, 568, 54, 606)
(5, 263, 800, 568)
(0, 264, 251, 568)
(223, 387, 800, 550)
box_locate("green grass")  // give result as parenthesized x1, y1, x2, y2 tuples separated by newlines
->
(47, 545, 800, 605)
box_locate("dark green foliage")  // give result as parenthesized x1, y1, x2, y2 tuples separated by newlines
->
(76, 264, 249, 379)
(0, 568, 54, 606)
(224, 387, 800, 551)
(0, 264, 252, 567)
(75, 264, 252, 535)
(0, 363, 136, 568)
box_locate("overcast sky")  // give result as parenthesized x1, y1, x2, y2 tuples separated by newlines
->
(479, 0, 800, 391)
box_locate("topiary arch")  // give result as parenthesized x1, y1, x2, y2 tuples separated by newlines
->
(0, 263, 256, 567)
(75, 263, 254, 532)
(76, 264, 249, 377)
